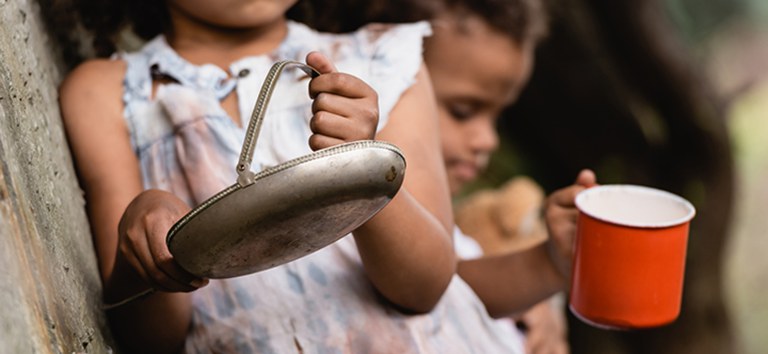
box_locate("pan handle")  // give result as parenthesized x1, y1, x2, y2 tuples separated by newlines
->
(235, 61, 320, 187)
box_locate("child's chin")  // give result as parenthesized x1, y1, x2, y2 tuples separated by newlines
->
(449, 177, 468, 195)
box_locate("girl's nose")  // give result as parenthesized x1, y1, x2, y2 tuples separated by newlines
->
(470, 118, 499, 154)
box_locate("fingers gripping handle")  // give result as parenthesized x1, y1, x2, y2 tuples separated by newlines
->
(102, 62, 320, 310)
(236, 61, 320, 186)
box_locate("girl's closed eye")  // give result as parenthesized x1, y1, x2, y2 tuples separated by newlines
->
(448, 102, 478, 122)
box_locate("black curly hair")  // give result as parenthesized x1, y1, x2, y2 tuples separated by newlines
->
(441, 0, 549, 45)
(43, 0, 167, 58)
(51, 0, 317, 58)
(49, 0, 546, 63)
(296, 0, 548, 45)
(289, 0, 440, 33)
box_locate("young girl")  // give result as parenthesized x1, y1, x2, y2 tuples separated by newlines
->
(424, 1, 595, 353)
(309, 0, 591, 352)
(59, 0, 539, 352)
(303, 0, 592, 352)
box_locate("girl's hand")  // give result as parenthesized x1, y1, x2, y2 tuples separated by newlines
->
(306, 51, 379, 150)
(522, 298, 570, 354)
(117, 190, 208, 293)
(543, 169, 597, 279)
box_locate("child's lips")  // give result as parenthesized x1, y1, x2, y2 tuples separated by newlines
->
(452, 162, 479, 183)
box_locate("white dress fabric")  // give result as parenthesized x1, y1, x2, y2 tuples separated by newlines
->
(454, 227, 527, 354)
(119, 20, 524, 353)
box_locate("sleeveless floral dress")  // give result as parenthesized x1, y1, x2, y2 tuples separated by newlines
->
(119, 20, 523, 354)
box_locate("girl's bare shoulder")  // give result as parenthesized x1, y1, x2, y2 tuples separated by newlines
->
(59, 58, 126, 122)
(59, 58, 125, 103)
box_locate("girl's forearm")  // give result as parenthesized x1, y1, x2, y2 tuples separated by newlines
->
(457, 243, 565, 318)
(104, 252, 193, 354)
(353, 189, 456, 313)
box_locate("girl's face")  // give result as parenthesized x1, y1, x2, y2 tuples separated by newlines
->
(167, 0, 299, 30)
(425, 13, 534, 196)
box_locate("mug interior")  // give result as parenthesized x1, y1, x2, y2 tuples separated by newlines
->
(575, 185, 696, 228)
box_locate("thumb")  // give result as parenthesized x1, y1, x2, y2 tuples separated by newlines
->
(575, 169, 597, 188)
(306, 51, 337, 74)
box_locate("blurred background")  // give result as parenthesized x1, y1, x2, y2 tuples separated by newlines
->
(464, 0, 768, 353)
(713, 0, 768, 353)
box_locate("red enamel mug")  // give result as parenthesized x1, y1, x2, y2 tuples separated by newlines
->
(570, 185, 696, 329)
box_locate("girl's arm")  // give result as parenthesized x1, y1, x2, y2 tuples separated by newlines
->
(458, 244, 564, 318)
(59, 59, 200, 354)
(303, 52, 456, 312)
(522, 297, 570, 354)
(458, 170, 596, 318)
(352, 64, 456, 313)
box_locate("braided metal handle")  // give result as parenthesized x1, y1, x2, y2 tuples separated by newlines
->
(102, 61, 320, 310)
(236, 61, 320, 186)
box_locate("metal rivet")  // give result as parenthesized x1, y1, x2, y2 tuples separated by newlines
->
(238, 69, 250, 78)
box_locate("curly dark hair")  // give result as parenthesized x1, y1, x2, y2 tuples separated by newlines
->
(442, 0, 549, 45)
(49, 0, 546, 62)
(296, 0, 548, 45)
(51, 0, 317, 58)
(289, 0, 440, 33)
(45, 0, 169, 58)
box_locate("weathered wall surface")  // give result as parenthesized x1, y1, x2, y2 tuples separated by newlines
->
(0, 0, 114, 353)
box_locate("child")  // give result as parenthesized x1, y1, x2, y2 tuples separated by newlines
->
(58, 0, 581, 352)
(423, 1, 593, 353)
(298, 0, 594, 351)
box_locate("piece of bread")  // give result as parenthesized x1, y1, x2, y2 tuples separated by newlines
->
(454, 177, 548, 255)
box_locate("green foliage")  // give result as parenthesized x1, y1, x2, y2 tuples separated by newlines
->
(664, 0, 746, 46)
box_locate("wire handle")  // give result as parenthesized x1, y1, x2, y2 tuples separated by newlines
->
(102, 288, 155, 311)
(102, 60, 319, 311)
(236, 61, 320, 186)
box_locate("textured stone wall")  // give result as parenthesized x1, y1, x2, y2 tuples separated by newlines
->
(0, 0, 114, 352)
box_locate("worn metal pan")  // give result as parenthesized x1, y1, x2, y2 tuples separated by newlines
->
(166, 61, 406, 279)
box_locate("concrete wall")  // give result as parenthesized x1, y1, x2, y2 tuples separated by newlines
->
(0, 0, 114, 352)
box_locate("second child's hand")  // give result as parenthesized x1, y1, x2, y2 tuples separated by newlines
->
(544, 169, 597, 280)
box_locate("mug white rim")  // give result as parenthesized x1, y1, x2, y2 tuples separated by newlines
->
(575, 184, 696, 228)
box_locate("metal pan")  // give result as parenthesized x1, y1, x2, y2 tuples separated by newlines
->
(166, 61, 406, 279)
